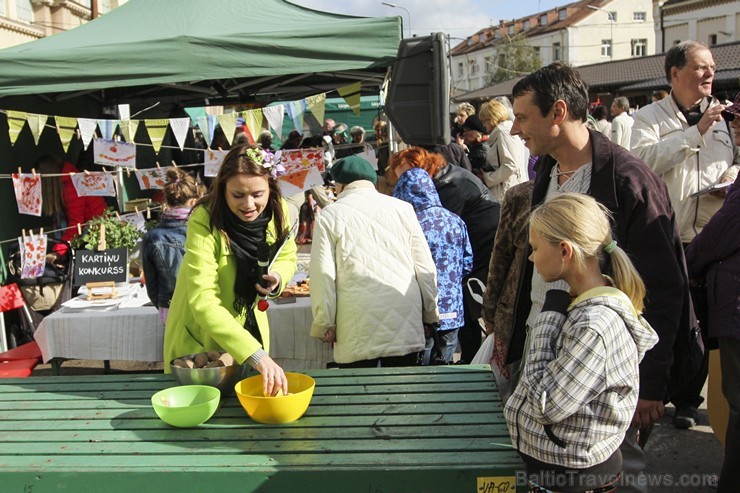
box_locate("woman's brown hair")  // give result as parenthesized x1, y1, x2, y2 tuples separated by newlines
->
(194, 145, 289, 245)
(162, 167, 202, 208)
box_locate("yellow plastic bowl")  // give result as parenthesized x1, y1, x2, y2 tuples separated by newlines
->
(151, 385, 220, 428)
(234, 372, 315, 424)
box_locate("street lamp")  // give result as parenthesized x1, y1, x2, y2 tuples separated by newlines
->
(381, 2, 412, 38)
(587, 5, 614, 61)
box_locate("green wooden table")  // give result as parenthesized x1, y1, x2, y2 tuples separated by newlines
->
(0, 365, 523, 492)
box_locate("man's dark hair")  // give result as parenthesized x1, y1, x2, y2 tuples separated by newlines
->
(511, 62, 589, 122)
(664, 40, 707, 82)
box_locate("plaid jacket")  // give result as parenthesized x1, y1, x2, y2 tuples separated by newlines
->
(504, 287, 658, 468)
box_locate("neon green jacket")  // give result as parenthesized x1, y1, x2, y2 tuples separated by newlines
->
(163, 202, 297, 372)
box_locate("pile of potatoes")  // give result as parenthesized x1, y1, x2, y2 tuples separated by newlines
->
(172, 350, 236, 369)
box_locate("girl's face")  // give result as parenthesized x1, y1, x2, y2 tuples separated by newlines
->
(224, 173, 270, 222)
(528, 227, 565, 282)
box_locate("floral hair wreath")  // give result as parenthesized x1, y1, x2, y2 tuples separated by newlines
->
(242, 147, 285, 179)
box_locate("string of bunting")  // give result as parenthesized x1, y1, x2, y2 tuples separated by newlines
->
(0, 83, 363, 154)
(0, 202, 164, 246)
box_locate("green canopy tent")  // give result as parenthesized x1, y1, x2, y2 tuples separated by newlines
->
(0, 0, 401, 264)
(0, 0, 402, 116)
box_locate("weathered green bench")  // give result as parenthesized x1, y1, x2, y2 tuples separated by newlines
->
(0, 365, 522, 492)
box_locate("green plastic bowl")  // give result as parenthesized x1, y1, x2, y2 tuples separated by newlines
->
(151, 385, 220, 428)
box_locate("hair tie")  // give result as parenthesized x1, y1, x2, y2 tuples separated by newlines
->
(604, 240, 617, 254)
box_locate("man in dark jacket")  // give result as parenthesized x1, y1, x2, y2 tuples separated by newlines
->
(507, 62, 695, 493)
(685, 94, 740, 493)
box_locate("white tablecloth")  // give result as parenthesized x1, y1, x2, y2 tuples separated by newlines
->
(267, 297, 333, 370)
(34, 294, 332, 370)
(34, 305, 163, 363)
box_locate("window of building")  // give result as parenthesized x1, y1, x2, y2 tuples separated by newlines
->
(601, 39, 612, 57)
(470, 59, 479, 76)
(508, 25, 514, 35)
(457, 62, 464, 78)
(631, 38, 647, 57)
(15, 0, 33, 23)
(523, 19, 530, 30)
(608, 11, 617, 22)
(494, 31, 500, 39)
(708, 34, 718, 45)
(633, 11, 646, 22)
(553, 42, 561, 61)
(0, 0, 5, 15)
(484, 56, 492, 74)
(533, 46, 541, 57)
(72, 0, 92, 7)
(540, 14, 547, 25)
(559, 9, 567, 20)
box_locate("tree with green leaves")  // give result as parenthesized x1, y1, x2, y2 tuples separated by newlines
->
(487, 34, 542, 84)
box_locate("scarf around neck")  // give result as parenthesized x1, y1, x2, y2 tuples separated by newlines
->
(223, 205, 271, 318)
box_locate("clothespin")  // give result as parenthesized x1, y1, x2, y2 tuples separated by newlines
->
(21, 229, 27, 243)
(125, 166, 131, 177)
(171, 160, 177, 168)
(146, 207, 151, 220)
(155, 161, 161, 169)
(17, 167, 22, 176)
(134, 207, 139, 216)
(77, 223, 83, 236)
(115, 211, 121, 221)
(218, 147, 223, 152)
(84, 169, 91, 175)
(76, 128, 81, 139)
(39, 227, 44, 238)
(31, 168, 37, 179)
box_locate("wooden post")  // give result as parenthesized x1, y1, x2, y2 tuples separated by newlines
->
(98, 223, 106, 251)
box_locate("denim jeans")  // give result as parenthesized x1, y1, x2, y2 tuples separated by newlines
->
(422, 328, 460, 365)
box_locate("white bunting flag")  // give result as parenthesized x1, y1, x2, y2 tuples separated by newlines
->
(77, 118, 98, 150)
(169, 117, 190, 150)
(262, 105, 285, 140)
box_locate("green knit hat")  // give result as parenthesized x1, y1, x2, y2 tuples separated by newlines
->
(331, 155, 377, 185)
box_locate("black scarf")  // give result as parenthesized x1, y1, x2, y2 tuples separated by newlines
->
(223, 206, 271, 342)
(679, 96, 710, 127)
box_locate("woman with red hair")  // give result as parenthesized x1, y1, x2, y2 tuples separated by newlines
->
(388, 147, 500, 364)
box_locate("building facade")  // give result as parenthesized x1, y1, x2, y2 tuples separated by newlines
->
(655, 0, 740, 53)
(0, 0, 125, 50)
(451, 0, 656, 92)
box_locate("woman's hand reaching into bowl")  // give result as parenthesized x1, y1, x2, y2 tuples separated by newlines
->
(255, 355, 288, 397)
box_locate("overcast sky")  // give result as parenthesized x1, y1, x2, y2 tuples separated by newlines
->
(290, 0, 567, 40)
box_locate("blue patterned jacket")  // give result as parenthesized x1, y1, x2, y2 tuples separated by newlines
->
(394, 168, 473, 332)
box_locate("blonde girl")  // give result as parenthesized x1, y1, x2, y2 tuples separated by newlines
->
(504, 193, 658, 493)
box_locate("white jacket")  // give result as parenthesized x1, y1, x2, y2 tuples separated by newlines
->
(610, 111, 633, 150)
(309, 181, 439, 364)
(631, 94, 740, 243)
(482, 120, 529, 203)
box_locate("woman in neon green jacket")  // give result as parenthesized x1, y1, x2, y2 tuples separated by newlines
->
(163, 145, 297, 396)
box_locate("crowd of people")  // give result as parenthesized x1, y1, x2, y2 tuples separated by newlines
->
(139, 38, 738, 493)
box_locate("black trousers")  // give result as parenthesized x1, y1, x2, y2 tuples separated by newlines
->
(336, 352, 420, 368)
(671, 246, 710, 409)
(459, 268, 487, 363)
